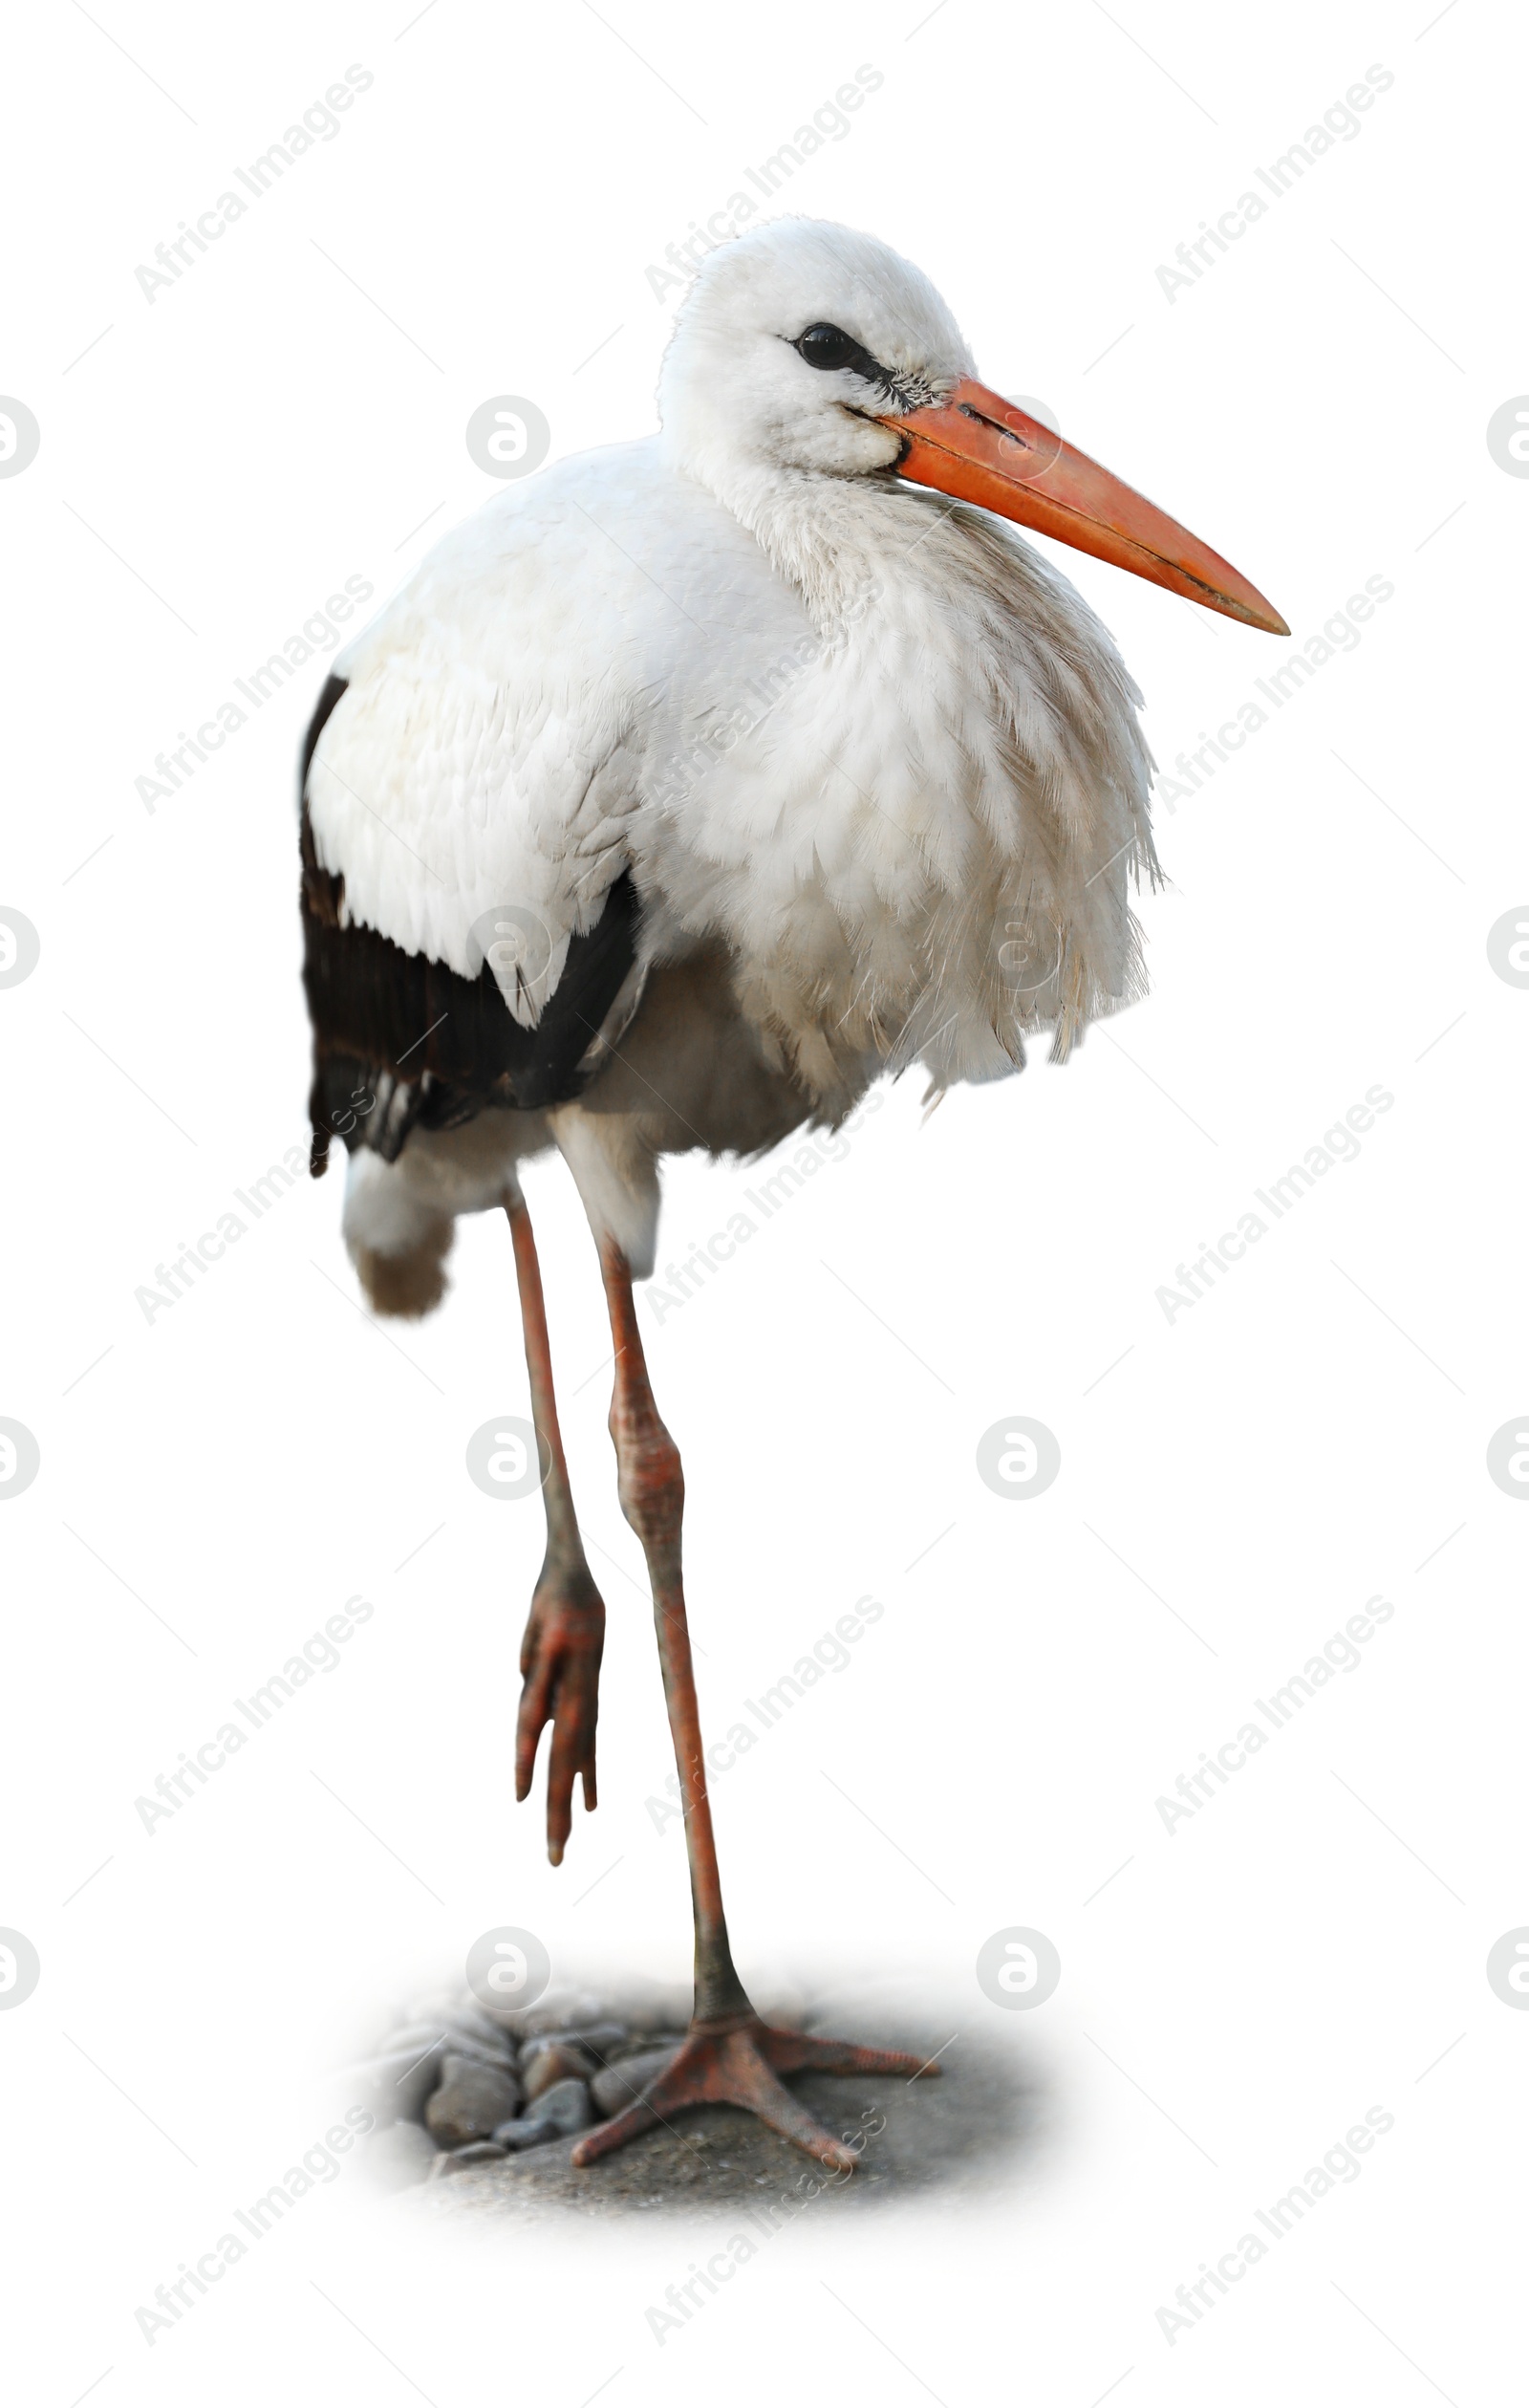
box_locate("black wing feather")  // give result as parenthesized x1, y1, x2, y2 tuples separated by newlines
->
(299, 678, 639, 1177)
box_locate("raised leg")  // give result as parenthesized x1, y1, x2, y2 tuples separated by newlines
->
(508, 1194, 606, 1866)
(571, 1242, 937, 2174)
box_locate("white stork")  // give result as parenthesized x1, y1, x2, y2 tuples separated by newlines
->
(299, 216, 1284, 2173)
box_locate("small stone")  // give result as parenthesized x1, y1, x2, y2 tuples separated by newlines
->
(608, 2031, 686, 2064)
(447, 2139, 507, 2166)
(520, 2020, 628, 2065)
(513, 1988, 607, 2038)
(443, 2002, 518, 2057)
(404, 1997, 517, 2055)
(361, 2028, 511, 2125)
(425, 2052, 524, 2146)
(366, 2119, 437, 2190)
(441, 2030, 514, 2067)
(361, 2043, 445, 2126)
(591, 2048, 678, 2118)
(379, 2024, 508, 2071)
(452, 1987, 601, 2043)
(522, 2041, 597, 2099)
(532, 2076, 593, 2136)
(491, 2115, 558, 2151)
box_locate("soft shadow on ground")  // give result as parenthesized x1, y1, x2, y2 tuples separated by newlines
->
(411, 1999, 1047, 2227)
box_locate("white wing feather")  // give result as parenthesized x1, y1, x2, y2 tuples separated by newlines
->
(307, 442, 808, 1027)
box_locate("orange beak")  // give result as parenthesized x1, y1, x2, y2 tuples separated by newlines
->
(880, 377, 1288, 635)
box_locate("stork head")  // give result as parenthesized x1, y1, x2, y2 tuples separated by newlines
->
(660, 216, 1286, 635)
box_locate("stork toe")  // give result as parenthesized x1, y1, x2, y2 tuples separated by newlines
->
(757, 2024, 937, 2079)
(570, 2014, 925, 2174)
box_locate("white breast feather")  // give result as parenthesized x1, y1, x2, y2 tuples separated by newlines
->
(308, 437, 1154, 1090)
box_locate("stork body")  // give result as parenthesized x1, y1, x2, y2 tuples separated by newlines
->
(300, 219, 1283, 2170)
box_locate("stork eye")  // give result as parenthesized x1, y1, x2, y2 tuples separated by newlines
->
(796, 323, 857, 371)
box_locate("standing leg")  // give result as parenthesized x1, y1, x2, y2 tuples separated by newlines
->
(508, 1194, 606, 1867)
(597, 1234, 747, 2025)
(571, 1242, 937, 2175)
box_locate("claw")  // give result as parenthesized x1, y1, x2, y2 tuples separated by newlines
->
(515, 1569, 605, 1861)
(570, 2014, 934, 2173)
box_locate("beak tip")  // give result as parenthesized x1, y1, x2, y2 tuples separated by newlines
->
(1228, 586, 1289, 637)
(894, 378, 1293, 644)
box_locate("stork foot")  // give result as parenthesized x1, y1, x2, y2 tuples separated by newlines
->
(570, 2013, 937, 2174)
(514, 1562, 605, 1866)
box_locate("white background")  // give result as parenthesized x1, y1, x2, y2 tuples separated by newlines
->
(1, 0, 1522, 2400)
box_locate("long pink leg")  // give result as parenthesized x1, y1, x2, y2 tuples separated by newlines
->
(571, 1243, 937, 2174)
